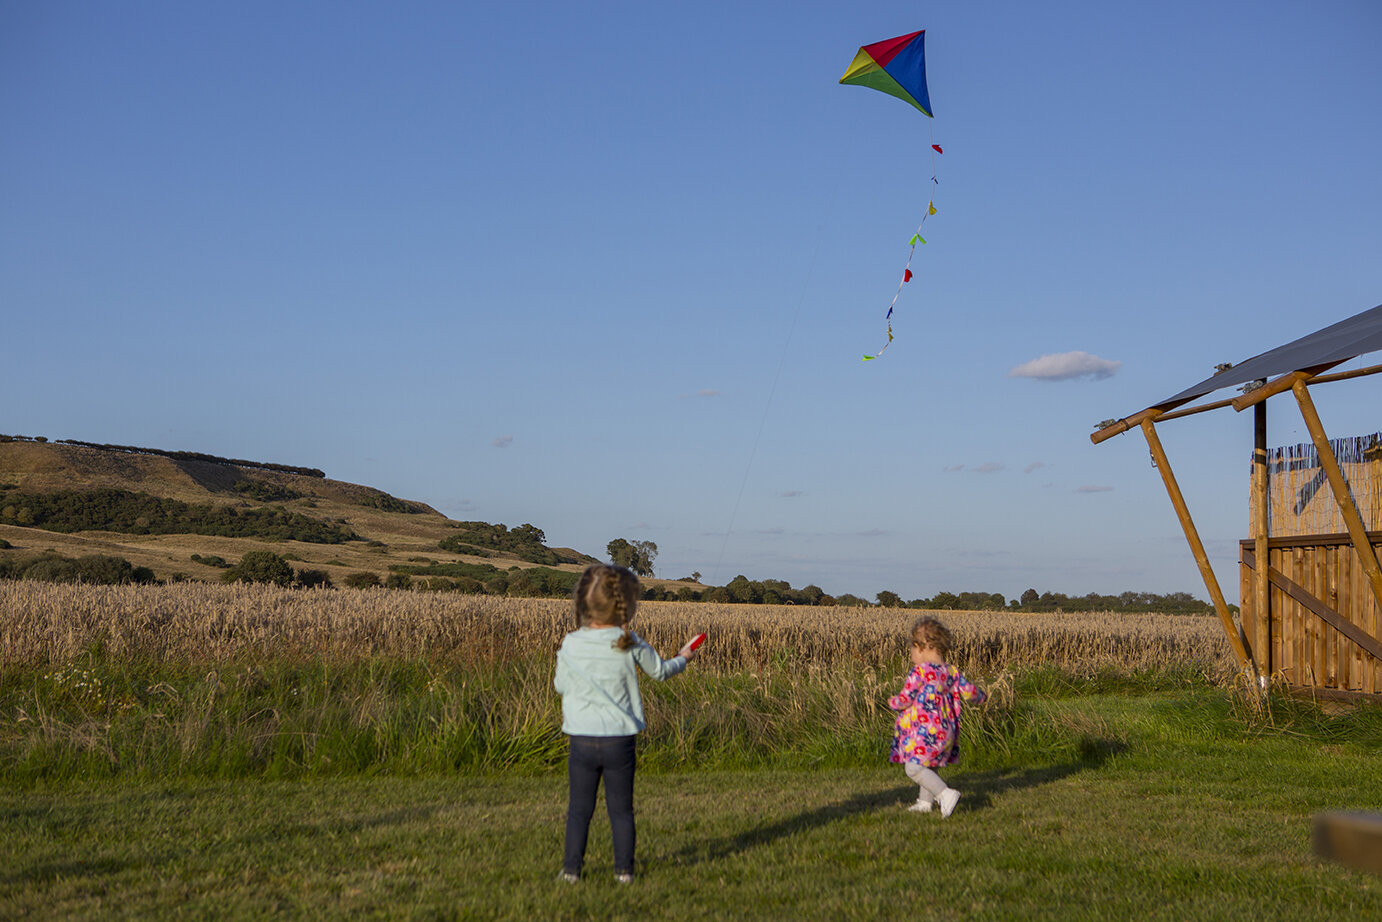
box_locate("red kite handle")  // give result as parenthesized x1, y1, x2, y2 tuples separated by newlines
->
(689, 632, 707, 651)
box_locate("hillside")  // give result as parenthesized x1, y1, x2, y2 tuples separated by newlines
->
(0, 438, 611, 589)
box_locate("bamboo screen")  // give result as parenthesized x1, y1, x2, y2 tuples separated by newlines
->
(1252, 432, 1382, 538)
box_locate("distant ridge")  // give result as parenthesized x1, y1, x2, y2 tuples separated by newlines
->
(0, 434, 325, 478)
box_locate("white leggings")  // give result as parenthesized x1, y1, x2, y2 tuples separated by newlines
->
(904, 762, 949, 798)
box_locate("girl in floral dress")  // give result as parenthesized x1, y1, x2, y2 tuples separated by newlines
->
(889, 617, 987, 817)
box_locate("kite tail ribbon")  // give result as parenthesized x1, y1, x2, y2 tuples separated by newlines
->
(863, 132, 940, 360)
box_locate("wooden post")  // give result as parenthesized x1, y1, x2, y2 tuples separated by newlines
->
(1314, 811, 1382, 876)
(1291, 380, 1382, 616)
(1140, 418, 1253, 668)
(1253, 402, 1271, 676)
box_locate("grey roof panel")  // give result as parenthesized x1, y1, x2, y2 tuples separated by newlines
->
(1154, 303, 1382, 411)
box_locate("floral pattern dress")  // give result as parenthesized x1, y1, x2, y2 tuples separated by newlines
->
(888, 662, 987, 768)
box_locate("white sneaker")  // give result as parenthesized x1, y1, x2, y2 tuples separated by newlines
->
(938, 788, 961, 818)
(907, 797, 933, 813)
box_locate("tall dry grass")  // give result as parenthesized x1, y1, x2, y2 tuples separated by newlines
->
(0, 581, 1241, 779)
(0, 580, 1236, 677)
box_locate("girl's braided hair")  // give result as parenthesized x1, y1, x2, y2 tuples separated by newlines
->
(573, 563, 640, 652)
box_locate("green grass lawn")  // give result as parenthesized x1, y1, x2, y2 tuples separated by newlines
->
(2, 691, 1379, 921)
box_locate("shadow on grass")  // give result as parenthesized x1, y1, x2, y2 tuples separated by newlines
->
(958, 741, 1124, 811)
(2, 856, 142, 887)
(674, 739, 1125, 864)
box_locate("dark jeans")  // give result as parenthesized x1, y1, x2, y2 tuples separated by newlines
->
(562, 734, 637, 876)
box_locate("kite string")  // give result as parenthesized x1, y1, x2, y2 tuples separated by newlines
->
(864, 119, 941, 360)
(708, 147, 851, 586)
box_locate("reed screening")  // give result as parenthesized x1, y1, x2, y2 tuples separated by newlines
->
(0, 582, 1236, 781)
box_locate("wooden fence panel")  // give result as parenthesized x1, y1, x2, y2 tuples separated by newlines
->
(1241, 533, 1382, 695)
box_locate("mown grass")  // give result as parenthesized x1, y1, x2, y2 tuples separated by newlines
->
(1, 690, 1378, 921)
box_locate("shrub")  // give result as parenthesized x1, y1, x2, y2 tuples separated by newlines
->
(439, 522, 559, 565)
(343, 571, 381, 589)
(384, 573, 413, 590)
(0, 552, 156, 585)
(295, 569, 333, 589)
(223, 551, 294, 587)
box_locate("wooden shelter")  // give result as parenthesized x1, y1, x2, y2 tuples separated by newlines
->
(1092, 304, 1382, 701)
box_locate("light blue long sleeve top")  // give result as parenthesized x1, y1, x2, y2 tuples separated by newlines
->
(553, 627, 687, 736)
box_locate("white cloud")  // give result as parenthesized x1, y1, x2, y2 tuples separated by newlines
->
(973, 462, 1005, 473)
(943, 464, 965, 473)
(491, 435, 514, 448)
(1076, 484, 1115, 493)
(1024, 462, 1048, 474)
(1010, 351, 1122, 381)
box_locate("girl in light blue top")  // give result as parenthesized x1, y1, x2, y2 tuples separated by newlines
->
(554, 563, 699, 883)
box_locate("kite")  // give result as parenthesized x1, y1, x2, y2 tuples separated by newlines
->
(840, 30, 941, 360)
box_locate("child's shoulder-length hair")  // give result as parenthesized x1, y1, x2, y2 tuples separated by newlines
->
(909, 616, 953, 658)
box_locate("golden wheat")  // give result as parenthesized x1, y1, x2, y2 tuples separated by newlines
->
(0, 581, 1236, 677)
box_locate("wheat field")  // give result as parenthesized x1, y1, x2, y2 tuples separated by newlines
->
(0, 580, 1236, 678)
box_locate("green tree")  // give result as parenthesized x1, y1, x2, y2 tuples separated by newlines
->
(607, 538, 634, 568)
(607, 538, 657, 577)
(630, 540, 657, 577)
(876, 590, 903, 608)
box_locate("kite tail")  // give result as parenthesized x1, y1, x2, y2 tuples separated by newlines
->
(863, 124, 941, 361)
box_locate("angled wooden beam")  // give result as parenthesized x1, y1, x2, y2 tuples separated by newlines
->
(1310, 361, 1382, 386)
(1291, 379, 1382, 615)
(1090, 408, 1162, 445)
(1231, 362, 1341, 413)
(1139, 418, 1253, 668)
(1156, 395, 1239, 423)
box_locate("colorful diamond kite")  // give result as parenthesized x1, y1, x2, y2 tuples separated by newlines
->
(839, 30, 932, 118)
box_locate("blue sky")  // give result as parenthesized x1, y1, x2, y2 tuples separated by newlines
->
(3, 1, 1380, 602)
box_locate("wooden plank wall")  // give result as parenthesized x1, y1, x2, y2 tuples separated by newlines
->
(1240, 534, 1382, 694)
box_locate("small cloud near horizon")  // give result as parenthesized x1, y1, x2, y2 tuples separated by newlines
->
(943, 464, 965, 472)
(1024, 462, 1048, 474)
(972, 462, 1005, 474)
(491, 435, 514, 448)
(1010, 351, 1122, 381)
(780, 490, 806, 498)
(440, 498, 477, 514)
(1076, 484, 1115, 493)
